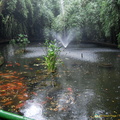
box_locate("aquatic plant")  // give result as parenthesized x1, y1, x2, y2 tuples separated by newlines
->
(10, 34, 30, 53)
(44, 39, 61, 72)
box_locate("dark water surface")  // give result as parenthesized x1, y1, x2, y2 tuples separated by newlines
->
(0, 43, 120, 120)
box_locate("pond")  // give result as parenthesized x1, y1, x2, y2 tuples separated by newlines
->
(0, 43, 120, 120)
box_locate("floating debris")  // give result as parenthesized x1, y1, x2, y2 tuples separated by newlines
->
(98, 63, 113, 68)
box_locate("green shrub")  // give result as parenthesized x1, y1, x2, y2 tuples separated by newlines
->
(10, 34, 30, 52)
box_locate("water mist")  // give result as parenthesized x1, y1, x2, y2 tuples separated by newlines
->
(52, 29, 77, 48)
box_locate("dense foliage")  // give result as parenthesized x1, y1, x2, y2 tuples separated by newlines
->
(10, 34, 30, 52)
(0, 0, 120, 47)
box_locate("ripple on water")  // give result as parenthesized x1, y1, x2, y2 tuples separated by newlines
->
(20, 99, 46, 120)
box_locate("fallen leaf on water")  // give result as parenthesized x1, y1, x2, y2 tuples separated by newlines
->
(0, 106, 2, 109)
(67, 87, 73, 92)
(20, 88, 27, 94)
(6, 64, 13, 67)
(0, 81, 3, 84)
(29, 68, 33, 70)
(0, 90, 6, 92)
(113, 111, 117, 114)
(60, 107, 68, 111)
(19, 77, 25, 80)
(49, 108, 53, 111)
(53, 108, 58, 111)
(66, 100, 69, 103)
(3, 101, 13, 106)
(15, 63, 20, 66)
(118, 55, 120, 57)
(50, 101, 56, 105)
(17, 82, 23, 86)
(17, 95, 28, 100)
(2, 75, 18, 79)
(46, 96, 53, 100)
(13, 71, 17, 74)
(7, 61, 12, 63)
(32, 92, 38, 96)
(0, 73, 9, 76)
(23, 93, 28, 97)
(0, 93, 7, 97)
(1, 99, 9, 103)
(77, 94, 81, 97)
(41, 101, 47, 105)
(25, 68, 29, 70)
(24, 65, 29, 68)
(16, 102, 25, 109)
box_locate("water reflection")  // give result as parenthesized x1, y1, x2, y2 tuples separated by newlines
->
(22, 47, 45, 58)
(61, 44, 120, 62)
(61, 50, 98, 62)
(2, 45, 15, 61)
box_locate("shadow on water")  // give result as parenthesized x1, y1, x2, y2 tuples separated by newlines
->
(0, 43, 120, 120)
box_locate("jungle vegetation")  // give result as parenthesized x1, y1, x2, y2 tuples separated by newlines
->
(0, 0, 120, 47)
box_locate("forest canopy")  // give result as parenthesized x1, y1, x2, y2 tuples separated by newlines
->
(0, 0, 120, 47)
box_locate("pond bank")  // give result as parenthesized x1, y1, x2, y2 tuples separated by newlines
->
(0, 39, 9, 44)
(80, 41, 118, 48)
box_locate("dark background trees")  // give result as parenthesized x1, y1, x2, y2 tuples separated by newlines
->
(0, 0, 120, 47)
